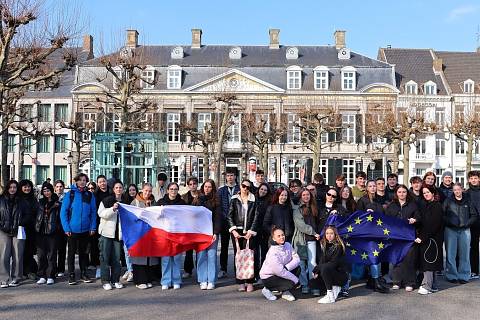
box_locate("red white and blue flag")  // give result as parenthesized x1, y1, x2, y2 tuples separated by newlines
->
(119, 204, 214, 257)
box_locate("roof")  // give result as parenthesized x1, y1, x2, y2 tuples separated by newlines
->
(435, 51, 480, 94)
(379, 48, 448, 95)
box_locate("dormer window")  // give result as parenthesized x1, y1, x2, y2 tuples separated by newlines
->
(167, 65, 182, 89)
(141, 66, 155, 89)
(405, 80, 418, 95)
(424, 81, 437, 95)
(286, 66, 302, 90)
(341, 66, 356, 91)
(314, 66, 329, 90)
(464, 79, 474, 93)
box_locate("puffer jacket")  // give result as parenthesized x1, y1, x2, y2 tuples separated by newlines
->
(0, 195, 23, 236)
(227, 193, 259, 235)
(97, 195, 123, 240)
(259, 241, 300, 283)
(60, 184, 97, 234)
(443, 194, 477, 229)
(35, 195, 60, 235)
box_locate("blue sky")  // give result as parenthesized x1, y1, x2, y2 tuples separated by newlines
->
(78, 0, 480, 58)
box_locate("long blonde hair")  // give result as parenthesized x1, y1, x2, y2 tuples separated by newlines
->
(320, 225, 345, 253)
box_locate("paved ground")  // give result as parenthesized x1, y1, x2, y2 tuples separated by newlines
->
(0, 257, 477, 320)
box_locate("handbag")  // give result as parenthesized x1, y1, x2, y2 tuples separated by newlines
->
(235, 237, 255, 280)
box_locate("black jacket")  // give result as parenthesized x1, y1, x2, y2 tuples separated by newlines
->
(385, 185, 397, 202)
(0, 195, 23, 236)
(157, 194, 186, 206)
(418, 201, 444, 272)
(439, 184, 453, 202)
(227, 193, 259, 235)
(263, 203, 295, 239)
(255, 195, 271, 234)
(198, 194, 223, 235)
(467, 185, 480, 227)
(18, 193, 39, 228)
(385, 200, 420, 221)
(313, 242, 346, 273)
(443, 194, 477, 229)
(356, 195, 385, 213)
(317, 204, 346, 232)
(35, 196, 61, 235)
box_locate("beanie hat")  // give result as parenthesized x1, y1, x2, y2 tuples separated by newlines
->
(442, 171, 453, 180)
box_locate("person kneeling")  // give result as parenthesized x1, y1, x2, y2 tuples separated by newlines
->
(259, 226, 300, 301)
(310, 226, 348, 304)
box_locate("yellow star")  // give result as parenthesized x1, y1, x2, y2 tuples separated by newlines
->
(361, 252, 368, 260)
(378, 242, 385, 249)
(347, 225, 354, 232)
(355, 217, 362, 224)
(366, 214, 374, 222)
(350, 249, 357, 255)
(383, 228, 390, 236)
(373, 250, 379, 257)
(376, 219, 383, 226)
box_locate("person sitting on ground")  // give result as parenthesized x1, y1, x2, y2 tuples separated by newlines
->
(259, 226, 300, 302)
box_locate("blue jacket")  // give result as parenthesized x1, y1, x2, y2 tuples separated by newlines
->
(60, 184, 97, 233)
(218, 184, 240, 218)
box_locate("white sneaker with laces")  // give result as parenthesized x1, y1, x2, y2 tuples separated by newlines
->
(114, 282, 124, 289)
(161, 285, 169, 290)
(126, 272, 134, 282)
(318, 290, 335, 304)
(0, 282, 8, 288)
(173, 284, 181, 290)
(136, 284, 148, 289)
(46, 278, 54, 285)
(207, 283, 215, 290)
(332, 286, 341, 299)
(103, 283, 113, 291)
(392, 285, 400, 290)
(405, 286, 413, 292)
(122, 271, 130, 280)
(57, 273, 64, 277)
(36, 278, 47, 285)
(417, 286, 431, 295)
(147, 283, 153, 288)
(200, 282, 208, 290)
(281, 291, 296, 301)
(262, 287, 277, 301)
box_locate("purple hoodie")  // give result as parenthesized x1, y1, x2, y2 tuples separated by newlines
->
(260, 242, 300, 283)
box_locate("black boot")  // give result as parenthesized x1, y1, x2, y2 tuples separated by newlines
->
(374, 278, 389, 293)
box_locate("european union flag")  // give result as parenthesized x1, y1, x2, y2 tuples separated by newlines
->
(325, 210, 415, 265)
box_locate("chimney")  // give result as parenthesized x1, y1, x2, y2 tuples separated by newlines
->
(126, 29, 139, 48)
(82, 35, 94, 59)
(269, 29, 280, 49)
(191, 29, 202, 49)
(334, 30, 346, 49)
(433, 58, 443, 72)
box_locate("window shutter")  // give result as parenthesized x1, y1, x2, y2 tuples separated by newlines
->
(355, 114, 363, 144)
(153, 113, 161, 131)
(191, 112, 198, 131)
(160, 113, 167, 134)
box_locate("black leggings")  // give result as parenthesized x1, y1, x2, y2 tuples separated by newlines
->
(309, 263, 348, 291)
(263, 267, 300, 292)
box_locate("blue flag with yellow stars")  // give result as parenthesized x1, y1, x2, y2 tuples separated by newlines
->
(325, 210, 415, 265)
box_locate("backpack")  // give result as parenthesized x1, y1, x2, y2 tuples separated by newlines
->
(66, 189, 92, 220)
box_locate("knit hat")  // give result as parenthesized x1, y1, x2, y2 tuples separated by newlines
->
(442, 171, 453, 180)
(41, 183, 54, 194)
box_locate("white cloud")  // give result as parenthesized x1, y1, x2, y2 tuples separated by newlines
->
(447, 5, 479, 22)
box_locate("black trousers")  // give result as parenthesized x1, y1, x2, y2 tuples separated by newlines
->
(55, 232, 67, 273)
(184, 250, 195, 274)
(254, 232, 269, 279)
(231, 234, 257, 284)
(470, 224, 480, 274)
(220, 227, 230, 272)
(392, 245, 418, 287)
(89, 233, 100, 267)
(132, 264, 156, 285)
(309, 263, 348, 292)
(36, 233, 57, 279)
(263, 266, 300, 292)
(23, 226, 38, 275)
(67, 232, 90, 275)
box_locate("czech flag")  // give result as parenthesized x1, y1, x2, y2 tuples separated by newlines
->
(119, 204, 214, 257)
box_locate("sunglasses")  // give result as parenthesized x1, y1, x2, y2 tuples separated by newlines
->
(326, 192, 337, 198)
(241, 184, 250, 190)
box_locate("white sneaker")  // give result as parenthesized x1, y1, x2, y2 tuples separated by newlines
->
(200, 282, 208, 290)
(95, 268, 101, 279)
(36, 278, 47, 285)
(281, 291, 296, 301)
(262, 287, 277, 301)
(392, 285, 400, 290)
(0, 282, 8, 288)
(114, 282, 124, 289)
(161, 285, 169, 290)
(418, 286, 431, 295)
(318, 290, 335, 304)
(126, 272, 134, 282)
(147, 283, 153, 288)
(103, 283, 113, 291)
(217, 270, 227, 279)
(136, 284, 148, 290)
(173, 284, 181, 290)
(207, 283, 215, 290)
(57, 272, 64, 277)
(46, 278, 54, 285)
(332, 286, 341, 299)
(405, 286, 413, 292)
(122, 271, 130, 280)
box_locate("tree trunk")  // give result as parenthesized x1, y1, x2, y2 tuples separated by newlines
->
(1, 130, 8, 187)
(312, 126, 322, 181)
(214, 107, 231, 185)
(260, 144, 268, 174)
(202, 148, 209, 181)
(403, 141, 411, 185)
(467, 135, 474, 174)
(391, 139, 400, 175)
(18, 140, 25, 180)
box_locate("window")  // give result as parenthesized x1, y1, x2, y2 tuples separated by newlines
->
(319, 159, 328, 183)
(113, 114, 121, 132)
(8, 135, 15, 153)
(54, 135, 68, 153)
(83, 113, 97, 129)
(424, 81, 437, 95)
(36, 166, 50, 185)
(456, 139, 466, 154)
(37, 135, 50, 153)
(341, 67, 356, 90)
(167, 66, 182, 89)
(288, 159, 301, 181)
(405, 81, 418, 95)
(286, 66, 302, 90)
(227, 114, 241, 144)
(197, 113, 212, 133)
(169, 164, 180, 183)
(197, 158, 205, 184)
(54, 166, 67, 182)
(455, 105, 465, 122)
(435, 169, 444, 186)
(140, 113, 154, 130)
(464, 79, 474, 93)
(455, 170, 466, 185)
(416, 168, 426, 177)
(20, 104, 33, 121)
(342, 159, 355, 186)
(255, 114, 270, 132)
(54, 104, 69, 122)
(141, 68, 155, 89)
(38, 104, 51, 122)
(23, 137, 33, 153)
(321, 132, 328, 144)
(342, 114, 355, 143)
(435, 139, 445, 156)
(314, 67, 329, 90)
(22, 165, 32, 180)
(435, 109, 445, 126)
(167, 113, 180, 142)
(287, 114, 300, 143)
(416, 139, 426, 154)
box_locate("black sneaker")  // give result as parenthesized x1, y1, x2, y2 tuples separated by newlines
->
(68, 274, 77, 285)
(81, 273, 92, 283)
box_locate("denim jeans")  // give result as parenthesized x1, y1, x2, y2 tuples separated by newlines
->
(161, 254, 182, 286)
(299, 241, 318, 288)
(123, 243, 133, 272)
(370, 263, 381, 278)
(99, 236, 122, 284)
(445, 227, 471, 282)
(197, 238, 218, 284)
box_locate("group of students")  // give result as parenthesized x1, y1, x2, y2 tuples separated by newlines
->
(1, 168, 479, 304)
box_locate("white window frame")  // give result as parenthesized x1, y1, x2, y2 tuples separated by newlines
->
(455, 170, 466, 185)
(170, 164, 180, 183)
(141, 66, 155, 89)
(435, 169, 444, 186)
(435, 139, 445, 156)
(140, 113, 154, 130)
(167, 65, 182, 89)
(405, 80, 418, 95)
(287, 114, 301, 143)
(112, 66, 123, 90)
(424, 81, 437, 95)
(341, 66, 356, 91)
(342, 114, 355, 143)
(54, 104, 69, 122)
(416, 168, 426, 177)
(342, 159, 355, 186)
(319, 159, 328, 182)
(226, 114, 241, 146)
(38, 104, 51, 122)
(255, 114, 271, 132)
(416, 139, 427, 154)
(464, 79, 474, 94)
(435, 109, 445, 126)
(286, 66, 302, 90)
(456, 139, 466, 155)
(288, 159, 301, 181)
(167, 113, 181, 142)
(113, 114, 121, 132)
(314, 66, 329, 90)
(197, 113, 212, 134)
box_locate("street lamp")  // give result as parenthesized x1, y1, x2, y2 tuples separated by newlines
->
(9, 159, 14, 180)
(66, 152, 73, 183)
(368, 161, 376, 179)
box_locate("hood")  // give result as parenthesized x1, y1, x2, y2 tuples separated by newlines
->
(161, 193, 184, 205)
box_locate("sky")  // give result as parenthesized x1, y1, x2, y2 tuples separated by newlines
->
(74, 0, 480, 58)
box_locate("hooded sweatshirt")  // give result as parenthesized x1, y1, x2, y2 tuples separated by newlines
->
(260, 241, 300, 283)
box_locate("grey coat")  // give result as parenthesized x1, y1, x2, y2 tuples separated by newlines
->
(291, 204, 316, 260)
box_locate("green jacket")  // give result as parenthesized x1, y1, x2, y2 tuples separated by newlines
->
(291, 204, 316, 260)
